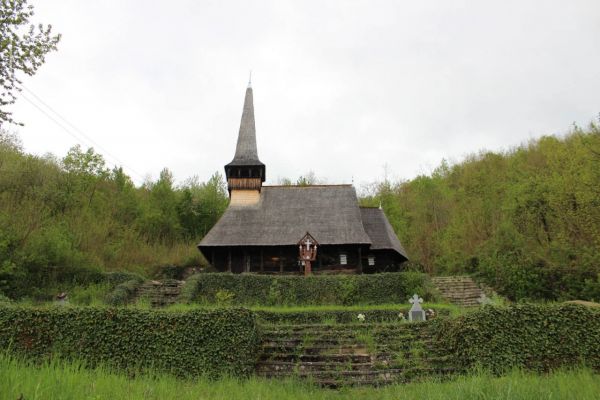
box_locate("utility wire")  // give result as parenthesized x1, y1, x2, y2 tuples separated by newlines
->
(18, 85, 146, 182)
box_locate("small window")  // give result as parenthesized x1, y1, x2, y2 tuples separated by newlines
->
(368, 255, 375, 266)
(339, 253, 347, 265)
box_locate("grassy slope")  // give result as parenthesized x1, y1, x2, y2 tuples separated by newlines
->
(1, 355, 599, 400)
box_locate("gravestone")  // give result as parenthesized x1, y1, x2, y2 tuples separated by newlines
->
(408, 294, 426, 322)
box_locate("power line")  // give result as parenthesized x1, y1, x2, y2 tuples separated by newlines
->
(18, 85, 146, 181)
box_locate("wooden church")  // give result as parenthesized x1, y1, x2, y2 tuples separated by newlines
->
(197, 84, 408, 274)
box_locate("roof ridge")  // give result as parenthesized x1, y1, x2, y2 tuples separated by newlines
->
(264, 184, 353, 188)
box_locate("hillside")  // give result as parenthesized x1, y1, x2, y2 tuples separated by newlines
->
(0, 131, 228, 297)
(2, 125, 600, 301)
(362, 124, 600, 301)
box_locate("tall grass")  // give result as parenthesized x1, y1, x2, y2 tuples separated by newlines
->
(1, 354, 598, 400)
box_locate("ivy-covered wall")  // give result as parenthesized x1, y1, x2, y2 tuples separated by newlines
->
(0, 306, 260, 378)
(181, 272, 437, 306)
(432, 304, 600, 373)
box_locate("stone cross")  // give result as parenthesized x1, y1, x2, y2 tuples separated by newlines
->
(477, 293, 492, 306)
(408, 294, 426, 322)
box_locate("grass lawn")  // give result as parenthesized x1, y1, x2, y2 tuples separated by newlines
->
(1, 354, 598, 400)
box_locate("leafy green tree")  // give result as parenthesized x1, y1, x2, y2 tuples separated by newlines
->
(0, 0, 61, 124)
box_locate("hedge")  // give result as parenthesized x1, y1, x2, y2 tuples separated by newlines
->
(0, 306, 261, 379)
(182, 272, 437, 306)
(4, 266, 144, 301)
(432, 304, 600, 373)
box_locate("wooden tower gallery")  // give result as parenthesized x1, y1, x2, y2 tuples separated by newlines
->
(197, 84, 408, 274)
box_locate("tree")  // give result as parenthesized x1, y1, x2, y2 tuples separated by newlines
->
(1, 0, 60, 124)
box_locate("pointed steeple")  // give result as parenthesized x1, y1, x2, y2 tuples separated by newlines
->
(225, 85, 266, 194)
(228, 86, 263, 166)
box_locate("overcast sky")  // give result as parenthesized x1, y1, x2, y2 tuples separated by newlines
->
(8, 0, 600, 187)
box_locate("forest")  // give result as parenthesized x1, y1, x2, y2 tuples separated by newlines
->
(1, 125, 599, 301)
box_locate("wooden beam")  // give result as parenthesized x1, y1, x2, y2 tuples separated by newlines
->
(357, 246, 363, 274)
(260, 248, 264, 273)
(227, 249, 232, 273)
(279, 248, 283, 273)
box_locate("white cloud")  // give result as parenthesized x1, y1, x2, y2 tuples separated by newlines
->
(9, 0, 600, 185)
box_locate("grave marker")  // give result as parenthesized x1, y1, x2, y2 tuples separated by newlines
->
(408, 294, 426, 321)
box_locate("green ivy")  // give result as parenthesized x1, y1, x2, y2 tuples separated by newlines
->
(0, 306, 261, 379)
(182, 272, 437, 306)
(431, 304, 600, 373)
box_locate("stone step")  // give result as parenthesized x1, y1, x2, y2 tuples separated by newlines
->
(260, 353, 373, 363)
(262, 338, 436, 351)
(431, 276, 487, 306)
(134, 280, 184, 307)
(260, 332, 424, 342)
(257, 366, 460, 388)
(262, 324, 427, 336)
(256, 360, 375, 372)
(256, 368, 406, 383)
(259, 352, 450, 366)
(255, 320, 451, 387)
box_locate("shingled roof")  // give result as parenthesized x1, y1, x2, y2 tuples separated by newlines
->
(225, 85, 264, 168)
(199, 185, 372, 247)
(359, 207, 408, 260)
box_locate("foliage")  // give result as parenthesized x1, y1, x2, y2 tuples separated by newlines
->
(67, 282, 112, 306)
(0, 0, 61, 124)
(0, 131, 227, 298)
(2, 355, 600, 400)
(182, 272, 437, 306)
(361, 125, 600, 301)
(433, 304, 600, 373)
(0, 306, 261, 379)
(104, 277, 144, 306)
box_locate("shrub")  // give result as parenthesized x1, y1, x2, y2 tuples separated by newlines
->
(182, 272, 436, 306)
(68, 283, 112, 306)
(432, 304, 600, 373)
(104, 277, 144, 306)
(0, 306, 260, 379)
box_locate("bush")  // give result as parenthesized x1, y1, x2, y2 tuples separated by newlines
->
(432, 304, 600, 373)
(478, 259, 600, 302)
(104, 277, 144, 306)
(0, 306, 261, 379)
(153, 264, 188, 280)
(181, 272, 437, 306)
(0, 293, 12, 305)
(68, 283, 112, 306)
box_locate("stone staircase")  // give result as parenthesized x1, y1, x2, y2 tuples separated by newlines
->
(431, 276, 487, 307)
(256, 323, 457, 387)
(135, 279, 184, 307)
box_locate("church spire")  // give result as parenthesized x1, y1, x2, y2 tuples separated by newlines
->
(229, 86, 262, 165)
(225, 84, 266, 196)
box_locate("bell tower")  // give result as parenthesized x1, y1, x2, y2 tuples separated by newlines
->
(224, 83, 266, 205)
